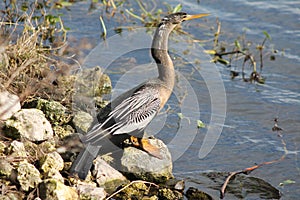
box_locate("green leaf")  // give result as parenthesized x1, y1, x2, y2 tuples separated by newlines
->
(197, 120, 205, 128)
(235, 40, 241, 49)
(204, 49, 217, 55)
(279, 179, 296, 186)
(217, 57, 230, 65)
(172, 4, 182, 13)
(177, 113, 184, 119)
(263, 31, 271, 40)
(60, 2, 73, 7)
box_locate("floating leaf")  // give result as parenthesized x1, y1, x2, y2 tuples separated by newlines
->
(177, 113, 184, 119)
(279, 179, 296, 186)
(60, 2, 73, 7)
(197, 120, 205, 128)
(217, 57, 230, 65)
(204, 49, 217, 55)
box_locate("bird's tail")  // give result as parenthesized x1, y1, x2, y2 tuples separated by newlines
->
(70, 143, 101, 179)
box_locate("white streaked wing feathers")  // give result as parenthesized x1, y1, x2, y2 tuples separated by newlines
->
(84, 87, 160, 143)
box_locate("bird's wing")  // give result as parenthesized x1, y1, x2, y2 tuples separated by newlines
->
(84, 86, 160, 144)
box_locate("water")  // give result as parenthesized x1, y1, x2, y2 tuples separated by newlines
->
(8, 0, 299, 199)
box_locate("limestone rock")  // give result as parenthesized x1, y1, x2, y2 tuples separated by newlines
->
(93, 157, 128, 193)
(0, 91, 21, 120)
(17, 161, 41, 191)
(121, 137, 173, 183)
(72, 111, 93, 133)
(4, 109, 53, 142)
(0, 159, 13, 178)
(0, 141, 6, 154)
(76, 185, 107, 200)
(53, 125, 75, 139)
(40, 151, 64, 172)
(39, 179, 78, 200)
(185, 187, 213, 200)
(45, 169, 64, 183)
(8, 140, 28, 158)
(35, 98, 71, 125)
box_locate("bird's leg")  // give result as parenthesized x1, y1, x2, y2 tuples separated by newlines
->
(129, 136, 162, 159)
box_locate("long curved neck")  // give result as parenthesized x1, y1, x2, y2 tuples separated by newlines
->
(151, 23, 175, 90)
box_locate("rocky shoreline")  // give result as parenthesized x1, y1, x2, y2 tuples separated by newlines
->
(0, 67, 212, 200)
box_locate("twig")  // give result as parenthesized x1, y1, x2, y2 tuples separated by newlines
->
(213, 18, 221, 49)
(106, 180, 159, 199)
(220, 118, 287, 199)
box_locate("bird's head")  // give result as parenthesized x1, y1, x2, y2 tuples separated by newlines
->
(160, 12, 210, 26)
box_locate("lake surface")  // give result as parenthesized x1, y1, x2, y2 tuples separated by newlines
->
(19, 0, 300, 199)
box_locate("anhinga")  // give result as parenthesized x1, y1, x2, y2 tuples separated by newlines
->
(70, 12, 209, 179)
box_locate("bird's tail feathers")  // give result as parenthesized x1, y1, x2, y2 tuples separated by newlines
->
(70, 143, 101, 179)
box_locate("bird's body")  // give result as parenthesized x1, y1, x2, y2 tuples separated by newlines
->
(70, 12, 209, 179)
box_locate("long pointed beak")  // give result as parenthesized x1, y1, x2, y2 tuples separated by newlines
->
(184, 13, 210, 21)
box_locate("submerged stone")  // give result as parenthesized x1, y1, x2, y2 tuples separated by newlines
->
(185, 187, 213, 200)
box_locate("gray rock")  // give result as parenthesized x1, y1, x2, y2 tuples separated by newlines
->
(72, 111, 93, 133)
(53, 125, 75, 139)
(44, 169, 64, 183)
(4, 109, 53, 141)
(40, 151, 64, 173)
(0, 91, 21, 120)
(93, 157, 128, 193)
(8, 140, 28, 158)
(0, 141, 6, 154)
(17, 161, 42, 191)
(0, 191, 25, 200)
(76, 185, 107, 200)
(121, 137, 173, 183)
(0, 159, 13, 178)
(35, 98, 71, 125)
(39, 179, 78, 200)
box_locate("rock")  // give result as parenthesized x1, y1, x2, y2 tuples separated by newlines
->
(72, 111, 93, 133)
(0, 91, 21, 120)
(121, 137, 173, 183)
(76, 185, 107, 200)
(0, 141, 6, 154)
(4, 109, 53, 142)
(113, 181, 152, 200)
(8, 140, 28, 158)
(93, 157, 128, 193)
(75, 66, 112, 97)
(73, 67, 112, 113)
(53, 125, 75, 139)
(35, 98, 71, 125)
(22, 139, 56, 162)
(45, 169, 64, 183)
(40, 151, 64, 172)
(0, 191, 25, 200)
(158, 188, 183, 200)
(17, 161, 41, 191)
(185, 187, 213, 200)
(39, 179, 78, 200)
(0, 159, 13, 178)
